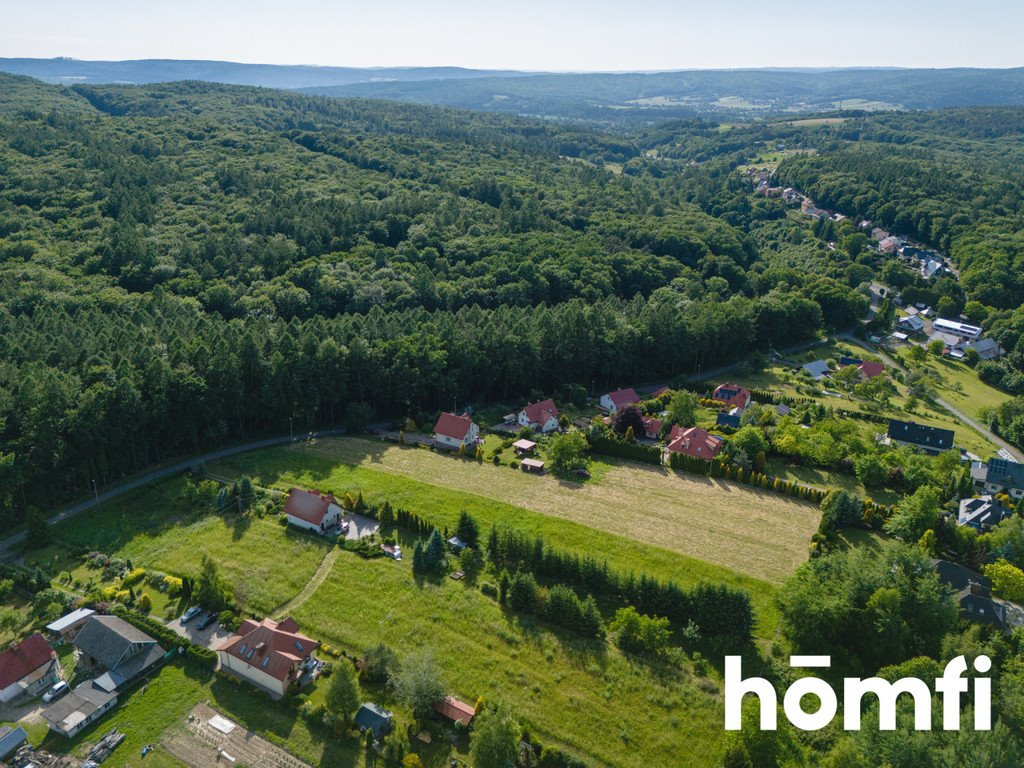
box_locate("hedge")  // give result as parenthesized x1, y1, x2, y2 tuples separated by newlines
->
(586, 434, 662, 465)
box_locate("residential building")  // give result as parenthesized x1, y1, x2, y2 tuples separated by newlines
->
(0, 633, 60, 704)
(217, 616, 318, 698)
(283, 488, 342, 534)
(641, 417, 663, 440)
(712, 383, 751, 409)
(886, 419, 955, 455)
(665, 426, 724, 460)
(921, 259, 944, 278)
(435, 695, 476, 726)
(870, 227, 889, 241)
(897, 315, 926, 334)
(932, 559, 1008, 631)
(518, 399, 560, 433)
(42, 679, 118, 738)
(801, 360, 830, 381)
(975, 458, 1024, 500)
(716, 412, 741, 429)
(599, 388, 640, 414)
(879, 236, 902, 254)
(46, 608, 96, 642)
(958, 496, 1012, 531)
(932, 318, 983, 341)
(0, 725, 28, 761)
(73, 615, 164, 690)
(838, 357, 884, 379)
(432, 412, 480, 451)
(355, 703, 394, 740)
(949, 338, 1003, 361)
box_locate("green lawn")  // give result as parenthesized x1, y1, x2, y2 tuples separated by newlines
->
(48, 476, 333, 616)
(765, 459, 901, 506)
(208, 442, 783, 637)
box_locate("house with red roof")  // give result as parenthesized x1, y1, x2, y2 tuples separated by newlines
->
(665, 426, 725, 461)
(217, 617, 319, 698)
(599, 388, 639, 415)
(641, 417, 663, 440)
(858, 361, 885, 379)
(650, 386, 672, 399)
(712, 383, 751, 409)
(518, 399, 560, 433)
(284, 488, 342, 534)
(435, 695, 476, 726)
(432, 412, 480, 451)
(0, 633, 61, 704)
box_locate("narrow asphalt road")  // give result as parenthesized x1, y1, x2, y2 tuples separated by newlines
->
(0, 426, 374, 555)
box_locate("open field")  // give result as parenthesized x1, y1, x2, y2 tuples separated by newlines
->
(210, 437, 818, 586)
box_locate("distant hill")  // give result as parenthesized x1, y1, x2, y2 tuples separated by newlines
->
(0, 57, 530, 89)
(301, 68, 1024, 123)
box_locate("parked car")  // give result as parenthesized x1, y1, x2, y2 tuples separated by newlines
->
(197, 611, 218, 630)
(181, 606, 203, 623)
(43, 680, 69, 703)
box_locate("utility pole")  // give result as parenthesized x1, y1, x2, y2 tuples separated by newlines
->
(289, 417, 294, 441)
(92, 479, 100, 508)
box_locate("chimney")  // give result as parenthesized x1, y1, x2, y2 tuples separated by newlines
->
(969, 580, 983, 596)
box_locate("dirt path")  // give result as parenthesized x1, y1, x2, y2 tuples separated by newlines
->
(273, 547, 340, 619)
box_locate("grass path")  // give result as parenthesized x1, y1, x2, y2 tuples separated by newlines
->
(273, 547, 340, 619)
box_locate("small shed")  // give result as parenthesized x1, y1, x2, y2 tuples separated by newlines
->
(0, 725, 28, 761)
(512, 439, 537, 455)
(521, 458, 545, 474)
(434, 695, 476, 726)
(355, 703, 394, 740)
(447, 536, 469, 553)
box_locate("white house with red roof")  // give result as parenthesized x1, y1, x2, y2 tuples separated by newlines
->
(217, 617, 319, 698)
(641, 417, 663, 440)
(665, 426, 724, 461)
(599, 388, 639, 414)
(432, 412, 479, 450)
(712, 383, 751, 409)
(518, 399, 560, 433)
(0, 633, 61, 704)
(284, 488, 342, 534)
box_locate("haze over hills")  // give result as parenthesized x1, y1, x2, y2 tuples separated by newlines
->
(3, 58, 1024, 124)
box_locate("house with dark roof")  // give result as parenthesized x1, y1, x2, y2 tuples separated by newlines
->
(0, 633, 61, 704)
(897, 315, 926, 334)
(284, 488, 342, 534)
(886, 419, 954, 455)
(931, 559, 1009, 631)
(801, 360, 830, 381)
(665, 426, 724, 461)
(73, 615, 164, 690)
(599, 388, 640, 415)
(518, 399, 560, 433)
(217, 616, 318, 698)
(41, 679, 118, 738)
(716, 411, 741, 430)
(355, 702, 394, 740)
(432, 412, 479, 451)
(712, 383, 751, 409)
(958, 496, 1012, 531)
(976, 458, 1024, 500)
(0, 725, 28, 761)
(435, 695, 476, 726)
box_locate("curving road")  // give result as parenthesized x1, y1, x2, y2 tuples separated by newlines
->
(0, 426, 368, 555)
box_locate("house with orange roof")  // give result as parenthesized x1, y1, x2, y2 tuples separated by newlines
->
(517, 399, 560, 433)
(665, 426, 724, 461)
(432, 412, 480, 451)
(599, 388, 639, 415)
(284, 488, 342, 534)
(712, 383, 751, 409)
(217, 617, 319, 698)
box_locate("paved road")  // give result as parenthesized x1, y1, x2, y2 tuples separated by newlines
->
(0, 426, 374, 554)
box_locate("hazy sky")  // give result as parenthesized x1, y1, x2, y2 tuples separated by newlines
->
(3, 0, 1022, 71)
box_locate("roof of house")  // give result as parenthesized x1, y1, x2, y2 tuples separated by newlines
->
(859, 361, 885, 379)
(716, 412, 741, 429)
(932, 558, 990, 592)
(435, 695, 476, 726)
(74, 616, 164, 687)
(957, 590, 1008, 630)
(887, 419, 954, 452)
(839, 356, 863, 367)
(42, 679, 117, 733)
(46, 607, 96, 634)
(354, 703, 393, 737)
(802, 360, 830, 379)
(642, 417, 663, 435)
(603, 388, 639, 409)
(929, 331, 961, 347)
(967, 338, 1002, 359)
(520, 399, 559, 425)
(933, 318, 982, 337)
(217, 616, 318, 682)
(904, 306, 919, 316)
(775, 403, 792, 417)
(433, 412, 474, 440)
(898, 315, 925, 331)
(712, 383, 750, 405)
(0, 633, 56, 690)
(650, 386, 671, 399)
(666, 427, 724, 458)
(986, 458, 1024, 490)
(958, 496, 1012, 528)
(284, 488, 336, 526)
(0, 725, 28, 760)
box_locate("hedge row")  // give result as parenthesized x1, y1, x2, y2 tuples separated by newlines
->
(666, 451, 828, 504)
(110, 604, 217, 666)
(586, 434, 662, 465)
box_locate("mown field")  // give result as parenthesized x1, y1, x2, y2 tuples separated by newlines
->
(210, 437, 820, 586)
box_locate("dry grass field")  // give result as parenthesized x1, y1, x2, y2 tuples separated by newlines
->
(263, 437, 820, 584)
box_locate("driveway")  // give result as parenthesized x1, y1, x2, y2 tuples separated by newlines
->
(166, 617, 233, 650)
(341, 513, 379, 540)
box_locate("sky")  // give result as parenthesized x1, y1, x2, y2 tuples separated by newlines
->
(2, 0, 1022, 71)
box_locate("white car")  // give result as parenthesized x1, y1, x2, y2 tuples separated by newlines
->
(43, 680, 69, 703)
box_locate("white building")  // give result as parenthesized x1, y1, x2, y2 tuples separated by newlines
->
(432, 412, 480, 450)
(600, 388, 639, 414)
(217, 617, 318, 698)
(283, 488, 342, 533)
(518, 399, 560, 433)
(932, 318, 982, 341)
